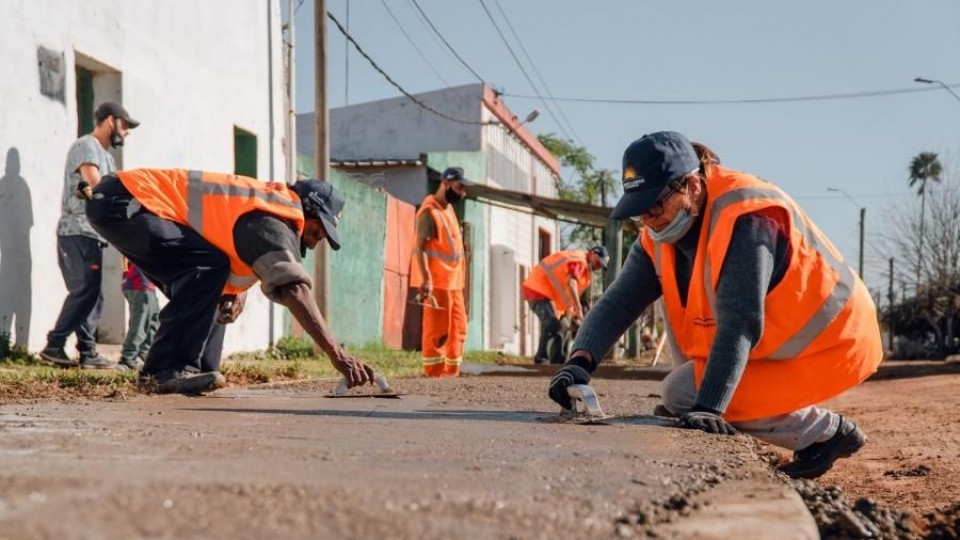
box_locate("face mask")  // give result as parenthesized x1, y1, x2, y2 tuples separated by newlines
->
(110, 120, 125, 148)
(445, 187, 464, 204)
(648, 208, 695, 244)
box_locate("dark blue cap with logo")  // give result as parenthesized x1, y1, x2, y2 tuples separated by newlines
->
(292, 179, 345, 251)
(610, 131, 700, 220)
(441, 166, 473, 186)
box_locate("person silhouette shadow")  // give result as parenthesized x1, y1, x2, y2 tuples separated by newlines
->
(0, 147, 34, 347)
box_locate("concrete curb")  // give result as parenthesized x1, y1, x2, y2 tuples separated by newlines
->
(662, 474, 819, 539)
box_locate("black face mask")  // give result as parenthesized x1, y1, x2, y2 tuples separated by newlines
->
(110, 119, 125, 148)
(445, 187, 464, 204)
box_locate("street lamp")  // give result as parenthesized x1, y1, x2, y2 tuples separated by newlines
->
(827, 188, 865, 279)
(914, 77, 960, 104)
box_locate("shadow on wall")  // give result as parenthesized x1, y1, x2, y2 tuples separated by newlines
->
(0, 148, 34, 346)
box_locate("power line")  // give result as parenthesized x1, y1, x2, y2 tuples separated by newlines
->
(326, 11, 489, 126)
(502, 83, 960, 105)
(489, 0, 583, 146)
(378, 0, 451, 87)
(408, 0, 487, 84)
(477, 0, 575, 145)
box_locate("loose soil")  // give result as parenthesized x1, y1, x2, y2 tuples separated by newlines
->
(763, 363, 960, 538)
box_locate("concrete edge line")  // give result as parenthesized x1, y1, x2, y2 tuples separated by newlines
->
(659, 475, 819, 540)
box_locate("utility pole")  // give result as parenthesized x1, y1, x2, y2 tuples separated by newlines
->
(888, 258, 895, 353)
(286, 0, 297, 185)
(858, 207, 865, 280)
(314, 0, 331, 317)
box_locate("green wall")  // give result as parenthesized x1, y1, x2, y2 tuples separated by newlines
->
(426, 151, 487, 352)
(294, 154, 386, 346)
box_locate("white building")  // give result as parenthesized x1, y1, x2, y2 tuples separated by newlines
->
(0, 0, 288, 354)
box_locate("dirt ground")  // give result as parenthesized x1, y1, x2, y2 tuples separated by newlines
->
(798, 363, 960, 537)
(0, 376, 814, 540)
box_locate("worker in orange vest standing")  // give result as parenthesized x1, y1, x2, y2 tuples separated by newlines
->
(523, 245, 609, 364)
(84, 169, 376, 394)
(412, 167, 469, 378)
(548, 131, 882, 479)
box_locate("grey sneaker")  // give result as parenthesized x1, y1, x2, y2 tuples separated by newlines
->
(137, 368, 223, 395)
(39, 346, 78, 368)
(778, 416, 867, 479)
(79, 354, 116, 370)
(117, 357, 145, 372)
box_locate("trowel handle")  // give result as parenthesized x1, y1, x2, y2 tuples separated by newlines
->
(332, 372, 393, 396)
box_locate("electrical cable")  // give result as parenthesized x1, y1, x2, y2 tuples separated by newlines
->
(378, 0, 451, 86)
(502, 83, 960, 105)
(477, 0, 575, 145)
(490, 0, 583, 146)
(327, 11, 490, 126)
(408, 0, 487, 84)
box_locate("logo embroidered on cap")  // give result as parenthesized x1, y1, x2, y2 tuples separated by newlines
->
(623, 166, 644, 191)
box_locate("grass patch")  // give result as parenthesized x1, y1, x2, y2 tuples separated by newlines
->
(0, 335, 519, 401)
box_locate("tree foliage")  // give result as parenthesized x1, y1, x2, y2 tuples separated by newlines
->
(538, 134, 620, 248)
(879, 153, 959, 357)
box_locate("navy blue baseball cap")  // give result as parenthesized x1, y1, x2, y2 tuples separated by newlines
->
(292, 179, 345, 251)
(441, 166, 473, 185)
(610, 131, 700, 220)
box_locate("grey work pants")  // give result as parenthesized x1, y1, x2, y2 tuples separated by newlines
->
(661, 361, 840, 451)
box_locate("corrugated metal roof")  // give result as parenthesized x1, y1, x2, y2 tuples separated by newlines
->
(331, 158, 424, 168)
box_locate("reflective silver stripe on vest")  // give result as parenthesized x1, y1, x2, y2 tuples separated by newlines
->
(186, 170, 303, 233)
(538, 255, 576, 307)
(423, 208, 464, 262)
(187, 170, 205, 232)
(701, 186, 855, 359)
(228, 273, 259, 289)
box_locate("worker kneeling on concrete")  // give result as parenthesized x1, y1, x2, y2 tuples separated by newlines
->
(548, 132, 882, 479)
(522, 245, 608, 364)
(86, 169, 375, 394)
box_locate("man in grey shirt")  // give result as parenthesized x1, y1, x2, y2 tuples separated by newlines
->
(40, 102, 138, 368)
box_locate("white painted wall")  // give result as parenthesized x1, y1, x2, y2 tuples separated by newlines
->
(481, 113, 559, 355)
(0, 0, 287, 355)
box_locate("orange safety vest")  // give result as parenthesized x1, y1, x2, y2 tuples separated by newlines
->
(641, 165, 882, 422)
(411, 194, 465, 290)
(116, 169, 305, 295)
(523, 251, 592, 317)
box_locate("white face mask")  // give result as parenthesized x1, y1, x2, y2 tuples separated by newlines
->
(648, 208, 695, 244)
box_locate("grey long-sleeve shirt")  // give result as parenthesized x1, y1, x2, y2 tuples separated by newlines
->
(572, 212, 788, 413)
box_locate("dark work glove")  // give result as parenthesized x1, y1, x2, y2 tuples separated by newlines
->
(548, 357, 594, 410)
(76, 181, 93, 201)
(678, 407, 737, 435)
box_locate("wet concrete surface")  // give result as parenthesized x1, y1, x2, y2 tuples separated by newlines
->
(0, 377, 815, 539)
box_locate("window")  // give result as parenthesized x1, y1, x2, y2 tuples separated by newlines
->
(538, 228, 552, 261)
(234, 127, 257, 178)
(75, 67, 94, 136)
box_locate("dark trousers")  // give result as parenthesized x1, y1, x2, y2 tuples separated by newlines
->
(85, 176, 229, 375)
(47, 235, 104, 356)
(529, 299, 562, 364)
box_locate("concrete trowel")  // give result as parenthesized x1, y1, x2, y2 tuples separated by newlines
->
(325, 372, 403, 399)
(559, 384, 610, 423)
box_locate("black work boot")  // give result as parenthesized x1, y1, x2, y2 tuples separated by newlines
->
(79, 353, 116, 370)
(778, 416, 867, 479)
(137, 367, 224, 395)
(39, 346, 77, 368)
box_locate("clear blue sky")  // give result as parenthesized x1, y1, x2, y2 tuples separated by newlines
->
(284, 0, 960, 297)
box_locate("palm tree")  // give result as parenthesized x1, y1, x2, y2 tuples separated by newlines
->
(908, 151, 943, 283)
